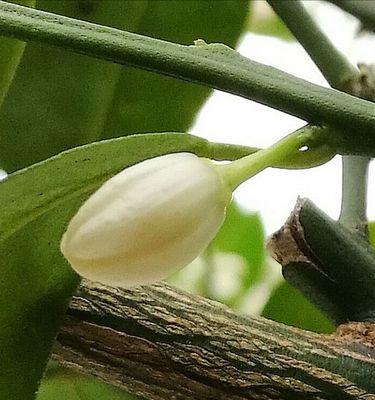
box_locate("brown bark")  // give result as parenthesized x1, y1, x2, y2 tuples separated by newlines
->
(54, 280, 375, 400)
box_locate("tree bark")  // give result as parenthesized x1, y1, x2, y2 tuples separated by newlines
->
(53, 280, 375, 400)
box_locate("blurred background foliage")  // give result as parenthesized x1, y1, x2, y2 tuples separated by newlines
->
(0, 0, 335, 398)
(0, 0, 248, 171)
(37, 363, 135, 400)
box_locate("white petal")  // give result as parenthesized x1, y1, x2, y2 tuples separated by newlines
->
(61, 152, 231, 287)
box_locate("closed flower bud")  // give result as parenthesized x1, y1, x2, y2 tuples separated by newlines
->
(60, 152, 232, 287)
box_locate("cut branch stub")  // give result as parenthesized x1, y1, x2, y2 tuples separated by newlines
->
(268, 198, 375, 325)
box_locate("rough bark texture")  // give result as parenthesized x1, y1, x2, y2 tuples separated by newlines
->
(54, 280, 375, 400)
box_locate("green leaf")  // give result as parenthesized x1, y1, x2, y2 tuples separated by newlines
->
(0, 133, 255, 243)
(37, 364, 134, 400)
(0, 132, 253, 400)
(0, 0, 147, 172)
(102, 0, 249, 139)
(0, 0, 35, 107)
(369, 221, 375, 247)
(0, 0, 248, 172)
(211, 202, 264, 303)
(0, 206, 80, 400)
(262, 281, 335, 334)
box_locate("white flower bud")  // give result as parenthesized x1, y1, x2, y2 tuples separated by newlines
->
(60, 152, 231, 287)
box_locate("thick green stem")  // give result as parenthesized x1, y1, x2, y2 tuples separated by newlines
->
(218, 125, 333, 190)
(0, 2, 374, 140)
(267, 0, 357, 89)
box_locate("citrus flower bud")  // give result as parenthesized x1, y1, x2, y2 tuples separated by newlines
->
(60, 153, 232, 287)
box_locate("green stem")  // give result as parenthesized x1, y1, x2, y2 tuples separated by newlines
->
(199, 244, 215, 300)
(0, 2, 374, 139)
(326, 0, 375, 32)
(268, 0, 370, 234)
(267, 0, 373, 325)
(267, 0, 357, 89)
(340, 156, 370, 233)
(218, 125, 333, 190)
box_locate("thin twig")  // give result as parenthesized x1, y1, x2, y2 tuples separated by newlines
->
(268, 0, 371, 233)
(326, 0, 375, 32)
(267, 0, 357, 89)
(340, 156, 370, 233)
